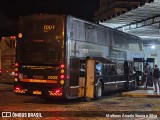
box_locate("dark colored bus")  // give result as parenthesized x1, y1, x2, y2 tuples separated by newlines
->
(14, 14, 143, 100)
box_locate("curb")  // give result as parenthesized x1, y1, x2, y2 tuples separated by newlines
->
(122, 92, 160, 98)
(122, 88, 160, 98)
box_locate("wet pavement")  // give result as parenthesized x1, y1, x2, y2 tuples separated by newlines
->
(122, 88, 160, 98)
(122, 86, 160, 98)
(0, 82, 13, 91)
(0, 83, 160, 120)
(1, 83, 160, 98)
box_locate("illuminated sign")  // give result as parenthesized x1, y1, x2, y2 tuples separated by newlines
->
(20, 79, 58, 83)
(47, 76, 58, 80)
(43, 25, 55, 32)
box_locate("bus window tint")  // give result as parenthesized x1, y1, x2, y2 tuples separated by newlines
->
(18, 38, 62, 64)
(17, 15, 64, 65)
(96, 63, 102, 75)
(117, 62, 124, 75)
(107, 65, 117, 75)
(80, 63, 85, 77)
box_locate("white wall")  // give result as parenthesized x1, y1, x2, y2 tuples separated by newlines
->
(143, 45, 160, 68)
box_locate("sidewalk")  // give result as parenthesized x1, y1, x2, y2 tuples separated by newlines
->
(122, 86, 160, 98)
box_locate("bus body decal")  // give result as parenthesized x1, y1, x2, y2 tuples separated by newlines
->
(20, 79, 58, 83)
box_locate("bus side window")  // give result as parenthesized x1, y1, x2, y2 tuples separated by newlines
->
(107, 65, 111, 75)
(96, 63, 102, 75)
(107, 65, 117, 75)
(80, 63, 85, 77)
(110, 66, 115, 75)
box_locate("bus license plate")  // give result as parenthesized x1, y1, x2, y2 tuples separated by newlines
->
(33, 90, 41, 95)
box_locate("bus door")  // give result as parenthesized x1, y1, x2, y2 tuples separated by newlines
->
(79, 59, 96, 99)
(78, 59, 95, 100)
(85, 59, 95, 99)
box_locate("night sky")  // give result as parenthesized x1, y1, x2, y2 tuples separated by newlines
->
(0, 0, 99, 37)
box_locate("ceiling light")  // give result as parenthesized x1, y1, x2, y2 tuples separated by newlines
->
(151, 45, 155, 49)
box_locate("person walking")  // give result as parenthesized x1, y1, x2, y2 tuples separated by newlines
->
(152, 64, 160, 92)
(143, 64, 150, 89)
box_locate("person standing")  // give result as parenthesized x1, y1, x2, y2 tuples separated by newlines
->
(152, 64, 160, 92)
(143, 64, 150, 88)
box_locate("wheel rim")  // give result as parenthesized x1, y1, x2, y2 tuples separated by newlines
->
(97, 82, 102, 97)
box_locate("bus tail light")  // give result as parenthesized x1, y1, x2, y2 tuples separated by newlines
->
(14, 73, 19, 77)
(61, 69, 64, 74)
(18, 33, 22, 38)
(60, 75, 64, 79)
(60, 74, 65, 85)
(15, 68, 18, 72)
(15, 63, 19, 67)
(15, 86, 21, 91)
(49, 88, 62, 96)
(15, 63, 19, 73)
(60, 64, 65, 69)
(55, 89, 61, 93)
(59, 63, 65, 84)
(15, 78, 18, 82)
(10, 36, 16, 39)
(15, 63, 19, 82)
(60, 80, 64, 85)
(14, 86, 26, 93)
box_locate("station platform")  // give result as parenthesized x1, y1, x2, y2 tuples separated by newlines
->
(122, 86, 160, 98)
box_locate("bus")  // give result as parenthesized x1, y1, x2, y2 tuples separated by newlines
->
(0, 36, 16, 83)
(14, 14, 143, 100)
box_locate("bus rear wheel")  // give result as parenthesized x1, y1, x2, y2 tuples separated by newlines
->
(95, 80, 103, 99)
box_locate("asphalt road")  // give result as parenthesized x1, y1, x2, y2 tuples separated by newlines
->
(0, 83, 160, 120)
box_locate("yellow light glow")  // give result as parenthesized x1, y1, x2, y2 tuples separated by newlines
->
(61, 69, 64, 73)
(15, 78, 18, 82)
(60, 80, 64, 85)
(18, 33, 22, 38)
(15, 68, 18, 72)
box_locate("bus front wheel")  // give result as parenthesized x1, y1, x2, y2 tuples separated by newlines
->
(95, 80, 103, 99)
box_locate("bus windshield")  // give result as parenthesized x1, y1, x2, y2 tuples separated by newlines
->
(17, 15, 64, 65)
(18, 37, 62, 64)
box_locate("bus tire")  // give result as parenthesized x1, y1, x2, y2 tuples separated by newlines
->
(133, 79, 137, 90)
(95, 80, 103, 99)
